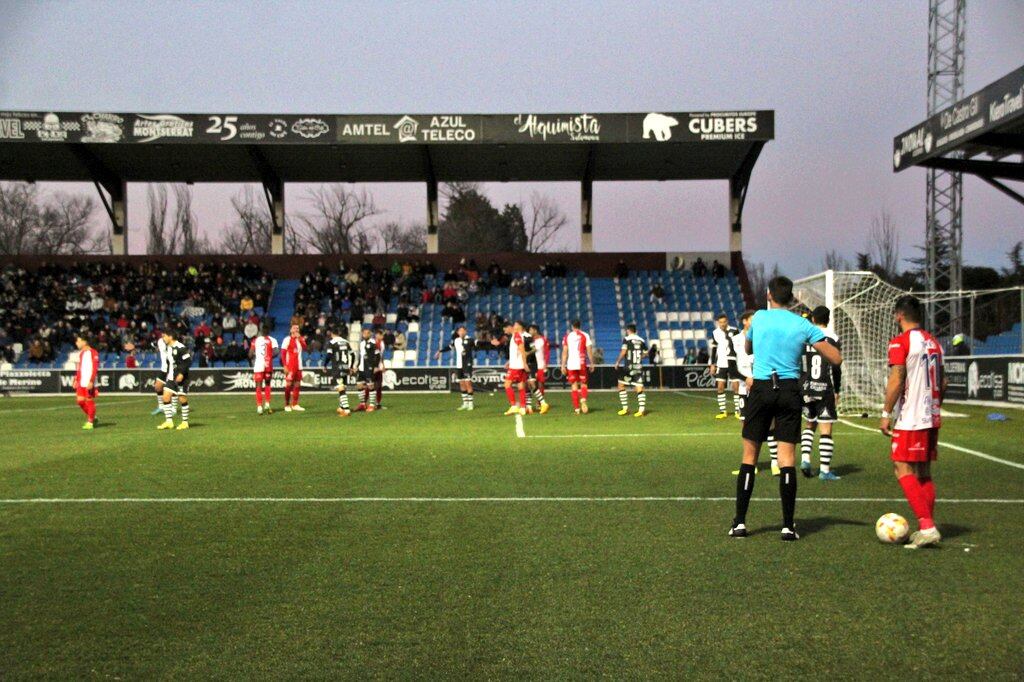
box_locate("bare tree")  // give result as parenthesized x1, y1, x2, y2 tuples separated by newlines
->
(146, 183, 212, 254)
(173, 184, 211, 254)
(294, 185, 381, 254)
(379, 221, 426, 254)
(146, 184, 175, 254)
(522, 192, 568, 252)
(869, 210, 900, 280)
(222, 186, 273, 254)
(823, 249, 850, 271)
(745, 259, 780, 310)
(0, 182, 102, 255)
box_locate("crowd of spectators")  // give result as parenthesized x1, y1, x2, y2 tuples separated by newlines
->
(0, 261, 272, 365)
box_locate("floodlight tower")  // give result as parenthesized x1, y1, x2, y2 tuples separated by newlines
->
(925, 0, 966, 332)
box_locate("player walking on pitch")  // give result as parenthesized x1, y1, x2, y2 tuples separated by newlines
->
(880, 295, 946, 549)
(73, 333, 99, 430)
(527, 324, 551, 414)
(709, 313, 741, 418)
(730, 277, 841, 541)
(615, 324, 648, 416)
(280, 324, 306, 412)
(157, 329, 192, 431)
(799, 306, 843, 480)
(151, 335, 177, 417)
(326, 327, 355, 416)
(561, 319, 594, 414)
(356, 327, 382, 412)
(252, 325, 279, 415)
(504, 321, 529, 416)
(436, 325, 477, 411)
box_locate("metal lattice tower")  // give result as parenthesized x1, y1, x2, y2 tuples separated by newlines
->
(925, 0, 966, 333)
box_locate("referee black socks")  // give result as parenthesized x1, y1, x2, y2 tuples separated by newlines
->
(734, 463, 756, 526)
(780, 466, 797, 530)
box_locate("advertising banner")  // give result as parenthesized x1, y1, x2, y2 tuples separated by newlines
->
(943, 355, 1024, 405)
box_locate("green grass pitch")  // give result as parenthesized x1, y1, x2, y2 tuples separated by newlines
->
(1, 391, 1021, 678)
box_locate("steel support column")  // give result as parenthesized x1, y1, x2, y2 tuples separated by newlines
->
(426, 178, 439, 253)
(580, 179, 593, 253)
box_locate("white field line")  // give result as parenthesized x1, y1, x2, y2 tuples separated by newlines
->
(0, 496, 1021, 505)
(839, 418, 1024, 471)
(514, 413, 526, 438)
(0, 397, 147, 414)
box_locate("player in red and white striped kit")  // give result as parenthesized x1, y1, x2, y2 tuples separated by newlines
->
(503, 321, 529, 416)
(251, 326, 279, 415)
(560, 319, 593, 414)
(880, 295, 946, 549)
(527, 324, 551, 414)
(73, 332, 99, 430)
(280, 324, 307, 412)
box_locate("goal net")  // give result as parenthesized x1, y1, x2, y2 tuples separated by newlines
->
(792, 271, 905, 416)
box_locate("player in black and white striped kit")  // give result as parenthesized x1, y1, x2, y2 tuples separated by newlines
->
(326, 328, 356, 417)
(615, 324, 648, 416)
(157, 328, 192, 431)
(800, 306, 843, 481)
(709, 313, 741, 418)
(151, 336, 178, 417)
(436, 325, 476, 411)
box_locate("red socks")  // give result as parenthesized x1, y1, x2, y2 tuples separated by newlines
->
(283, 386, 292, 405)
(518, 388, 527, 408)
(581, 385, 589, 400)
(291, 385, 300, 406)
(898, 474, 935, 530)
(919, 476, 936, 519)
(79, 400, 95, 422)
(255, 388, 263, 406)
(505, 386, 516, 405)
(263, 386, 272, 405)
(571, 389, 580, 409)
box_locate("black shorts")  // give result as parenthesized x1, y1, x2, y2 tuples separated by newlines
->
(617, 367, 644, 387)
(358, 369, 375, 384)
(715, 362, 740, 382)
(456, 367, 473, 381)
(330, 369, 348, 389)
(163, 378, 189, 396)
(741, 379, 802, 444)
(802, 393, 838, 423)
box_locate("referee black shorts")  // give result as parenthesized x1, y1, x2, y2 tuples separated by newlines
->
(741, 378, 803, 444)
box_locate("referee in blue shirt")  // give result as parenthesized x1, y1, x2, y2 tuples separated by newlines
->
(730, 276, 842, 541)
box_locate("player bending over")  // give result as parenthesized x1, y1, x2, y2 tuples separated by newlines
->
(526, 324, 551, 414)
(157, 328, 192, 431)
(280, 324, 307, 412)
(73, 333, 98, 430)
(436, 325, 477, 411)
(799, 306, 843, 480)
(356, 327, 382, 412)
(709, 313, 741, 419)
(881, 295, 946, 550)
(561, 319, 594, 415)
(503, 321, 529, 416)
(614, 324, 648, 417)
(152, 335, 178, 418)
(326, 327, 355, 416)
(252, 325, 279, 415)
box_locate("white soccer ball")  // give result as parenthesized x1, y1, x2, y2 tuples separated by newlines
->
(875, 513, 910, 544)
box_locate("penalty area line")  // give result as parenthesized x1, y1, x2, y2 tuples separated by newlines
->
(839, 418, 1024, 471)
(0, 496, 1021, 505)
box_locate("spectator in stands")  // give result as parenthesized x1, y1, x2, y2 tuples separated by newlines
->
(671, 256, 686, 271)
(696, 344, 710, 364)
(650, 283, 666, 304)
(593, 347, 605, 364)
(711, 260, 727, 279)
(243, 319, 259, 341)
(193, 319, 212, 342)
(225, 340, 246, 363)
(692, 258, 708, 278)
(222, 311, 238, 332)
(950, 333, 971, 356)
(683, 347, 698, 364)
(614, 260, 629, 279)
(648, 341, 661, 366)
(393, 330, 407, 350)
(510, 277, 533, 298)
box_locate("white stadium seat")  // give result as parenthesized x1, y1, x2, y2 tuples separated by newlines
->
(682, 330, 695, 340)
(678, 312, 691, 323)
(658, 330, 671, 342)
(655, 311, 667, 323)
(667, 312, 679, 322)
(670, 329, 683, 340)
(386, 313, 397, 324)
(694, 329, 707, 340)
(701, 312, 714, 322)
(407, 322, 419, 334)
(392, 351, 405, 365)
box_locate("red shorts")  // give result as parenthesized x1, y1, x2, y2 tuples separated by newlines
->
(506, 369, 528, 384)
(566, 368, 589, 384)
(285, 369, 303, 383)
(891, 428, 939, 462)
(254, 371, 271, 384)
(75, 386, 97, 400)
(535, 369, 546, 385)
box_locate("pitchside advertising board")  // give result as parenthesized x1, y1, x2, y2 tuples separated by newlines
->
(944, 355, 1024, 406)
(0, 111, 774, 145)
(0, 365, 717, 395)
(893, 63, 1024, 171)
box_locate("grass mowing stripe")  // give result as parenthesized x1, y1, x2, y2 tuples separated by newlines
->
(839, 418, 1024, 471)
(0, 497, 1019, 501)
(0, 397, 148, 414)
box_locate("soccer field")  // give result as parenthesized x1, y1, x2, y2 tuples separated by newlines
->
(1, 391, 1022, 678)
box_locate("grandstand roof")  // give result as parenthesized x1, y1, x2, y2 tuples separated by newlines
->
(0, 111, 772, 184)
(892, 63, 1024, 203)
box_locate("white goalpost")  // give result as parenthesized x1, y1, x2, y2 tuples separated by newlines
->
(792, 271, 906, 416)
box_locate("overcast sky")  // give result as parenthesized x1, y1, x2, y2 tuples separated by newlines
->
(1, 0, 1022, 274)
